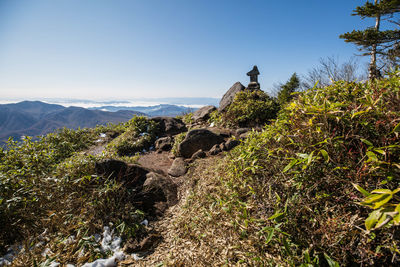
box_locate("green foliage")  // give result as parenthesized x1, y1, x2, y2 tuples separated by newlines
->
(0, 121, 146, 264)
(340, 0, 400, 77)
(171, 132, 187, 156)
(223, 89, 279, 127)
(180, 112, 194, 125)
(179, 72, 400, 265)
(107, 116, 160, 156)
(277, 73, 300, 106)
(354, 184, 400, 231)
(207, 110, 223, 126)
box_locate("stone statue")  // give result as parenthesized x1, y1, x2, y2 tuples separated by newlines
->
(246, 65, 260, 90)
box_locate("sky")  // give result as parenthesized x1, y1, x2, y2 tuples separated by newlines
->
(0, 0, 377, 100)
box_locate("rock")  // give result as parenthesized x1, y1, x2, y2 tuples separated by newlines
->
(236, 128, 250, 136)
(155, 136, 173, 152)
(132, 172, 178, 216)
(124, 233, 162, 253)
(191, 149, 206, 161)
(223, 139, 240, 151)
(218, 82, 245, 112)
(192, 105, 216, 122)
(95, 159, 148, 189)
(239, 132, 250, 140)
(151, 117, 187, 136)
(178, 129, 224, 158)
(168, 157, 188, 177)
(209, 144, 222, 155)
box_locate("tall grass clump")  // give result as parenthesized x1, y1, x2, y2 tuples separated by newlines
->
(107, 116, 160, 156)
(172, 73, 400, 265)
(0, 121, 147, 265)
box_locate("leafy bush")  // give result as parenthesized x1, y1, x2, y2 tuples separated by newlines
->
(107, 116, 160, 156)
(171, 132, 187, 156)
(223, 89, 279, 127)
(0, 123, 146, 264)
(207, 109, 223, 127)
(172, 73, 400, 265)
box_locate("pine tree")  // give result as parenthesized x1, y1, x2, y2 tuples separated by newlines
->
(340, 0, 400, 79)
(277, 73, 300, 105)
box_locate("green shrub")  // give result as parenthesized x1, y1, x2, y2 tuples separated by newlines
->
(107, 116, 160, 156)
(180, 112, 194, 125)
(171, 132, 187, 156)
(0, 124, 147, 264)
(208, 110, 223, 127)
(175, 73, 400, 265)
(223, 89, 279, 127)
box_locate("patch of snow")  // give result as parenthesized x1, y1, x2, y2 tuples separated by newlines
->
(94, 233, 102, 243)
(140, 219, 148, 226)
(63, 235, 76, 245)
(41, 248, 52, 257)
(132, 253, 143, 261)
(81, 225, 127, 267)
(81, 251, 125, 267)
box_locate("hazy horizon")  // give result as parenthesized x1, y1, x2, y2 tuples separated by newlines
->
(0, 96, 220, 108)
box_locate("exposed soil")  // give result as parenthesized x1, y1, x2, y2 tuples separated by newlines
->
(137, 151, 174, 176)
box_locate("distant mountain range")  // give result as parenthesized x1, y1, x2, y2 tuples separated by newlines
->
(90, 104, 195, 116)
(0, 101, 197, 144)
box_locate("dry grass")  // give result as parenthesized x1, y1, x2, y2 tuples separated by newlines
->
(131, 156, 283, 267)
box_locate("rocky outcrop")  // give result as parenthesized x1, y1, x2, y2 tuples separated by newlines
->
(95, 159, 148, 188)
(155, 136, 173, 152)
(95, 159, 178, 217)
(135, 172, 178, 216)
(192, 105, 216, 122)
(151, 117, 187, 136)
(177, 129, 224, 158)
(218, 82, 245, 112)
(168, 157, 188, 177)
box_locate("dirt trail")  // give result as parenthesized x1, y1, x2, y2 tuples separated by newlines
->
(137, 151, 174, 176)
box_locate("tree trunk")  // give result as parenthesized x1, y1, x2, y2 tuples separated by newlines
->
(369, 0, 381, 79)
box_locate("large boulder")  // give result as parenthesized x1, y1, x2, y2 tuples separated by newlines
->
(218, 82, 245, 112)
(134, 172, 178, 216)
(151, 117, 187, 136)
(178, 129, 224, 158)
(192, 105, 216, 122)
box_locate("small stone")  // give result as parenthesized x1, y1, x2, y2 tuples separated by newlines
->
(155, 136, 173, 152)
(236, 128, 250, 136)
(168, 157, 188, 177)
(191, 149, 206, 161)
(209, 144, 222, 155)
(223, 139, 240, 151)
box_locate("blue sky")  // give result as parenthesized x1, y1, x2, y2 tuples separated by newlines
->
(0, 0, 373, 100)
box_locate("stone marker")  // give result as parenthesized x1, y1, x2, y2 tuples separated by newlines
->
(247, 65, 260, 90)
